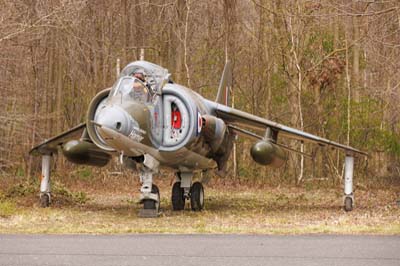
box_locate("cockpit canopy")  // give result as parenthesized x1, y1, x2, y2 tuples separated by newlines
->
(108, 77, 150, 103)
(119, 60, 170, 93)
(108, 61, 170, 104)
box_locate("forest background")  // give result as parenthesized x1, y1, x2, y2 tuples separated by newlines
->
(1, 0, 400, 189)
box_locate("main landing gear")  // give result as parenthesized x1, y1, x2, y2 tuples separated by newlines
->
(172, 172, 204, 211)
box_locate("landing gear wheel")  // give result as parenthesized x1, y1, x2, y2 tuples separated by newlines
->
(143, 185, 160, 211)
(172, 182, 185, 211)
(40, 193, 50, 208)
(344, 197, 353, 212)
(190, 182, 204, 211)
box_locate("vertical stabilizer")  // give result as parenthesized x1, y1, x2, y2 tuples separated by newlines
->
(215, 60, 232, 105)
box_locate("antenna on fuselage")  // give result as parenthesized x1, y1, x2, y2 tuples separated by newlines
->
(116, 58, 120, 77)
(140, 48, 145, 61)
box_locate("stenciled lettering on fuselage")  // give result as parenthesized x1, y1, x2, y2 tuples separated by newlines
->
(129, 127, 146, 142)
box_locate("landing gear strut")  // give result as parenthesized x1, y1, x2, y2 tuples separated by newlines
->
(39, 154, 52, 207)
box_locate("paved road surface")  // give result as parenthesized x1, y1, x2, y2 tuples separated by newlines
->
(0, 234, 399, 266)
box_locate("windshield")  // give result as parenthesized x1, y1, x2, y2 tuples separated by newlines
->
(108, 77, 150, 103)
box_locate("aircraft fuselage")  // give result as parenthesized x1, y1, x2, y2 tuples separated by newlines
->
(89, 77, 233, 173)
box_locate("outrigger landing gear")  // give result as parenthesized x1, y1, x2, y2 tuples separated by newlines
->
(343, 155, 354, 212)
(138, 166, 160, 218)
(172, 172, 204, 211)
(39, 154, 52, 208)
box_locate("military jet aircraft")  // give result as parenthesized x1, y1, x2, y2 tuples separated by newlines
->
(30, 60, 366, 217)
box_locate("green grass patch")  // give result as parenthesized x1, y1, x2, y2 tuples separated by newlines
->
(0, 200, 17, 218)
(4, 181, 88, 205)
(5, 182, 36, 198)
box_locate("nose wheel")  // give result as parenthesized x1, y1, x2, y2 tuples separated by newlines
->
(143, 184, 160, 210)
(139, 184, 160, 218)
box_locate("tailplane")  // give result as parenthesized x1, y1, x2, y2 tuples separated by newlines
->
(215, 60, 232, 105)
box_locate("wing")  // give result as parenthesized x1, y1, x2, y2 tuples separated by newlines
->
(29, 123, 86, 155)
(214, 104, 367, 156)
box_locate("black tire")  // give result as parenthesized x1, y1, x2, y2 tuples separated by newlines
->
(143, 185, 160, 210)
(344, 197, 353, 212)
(172, 182, 185, 211)
(190, 182, 204, 211)
(40, 194, 50, 208)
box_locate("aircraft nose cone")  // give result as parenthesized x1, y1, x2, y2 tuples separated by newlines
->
(95, 105, 134, 136)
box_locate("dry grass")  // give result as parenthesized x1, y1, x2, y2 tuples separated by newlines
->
(0, 177, 399, 234)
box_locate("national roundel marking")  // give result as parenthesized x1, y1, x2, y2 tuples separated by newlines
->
(197, 112, 202, 135)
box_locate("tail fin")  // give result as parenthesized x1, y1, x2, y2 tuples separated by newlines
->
(215, 60, 232, 105)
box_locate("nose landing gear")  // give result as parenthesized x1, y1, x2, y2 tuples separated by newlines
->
(138, 163, 160, 218)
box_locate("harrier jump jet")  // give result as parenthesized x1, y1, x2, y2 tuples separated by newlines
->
(30, 60, 366, 217)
